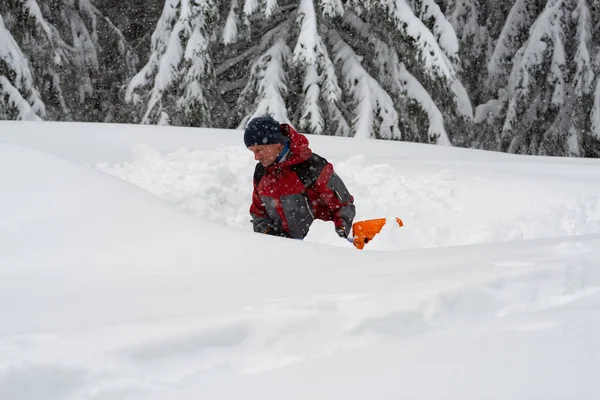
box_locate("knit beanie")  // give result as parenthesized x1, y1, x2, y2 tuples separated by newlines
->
(244, 115, 285, 147)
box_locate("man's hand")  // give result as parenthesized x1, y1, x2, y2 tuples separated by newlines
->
(263, 226, 288, 237)
(335, 218, 352, 238)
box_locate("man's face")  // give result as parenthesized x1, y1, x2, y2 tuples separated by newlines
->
(248, 143, 283, 167)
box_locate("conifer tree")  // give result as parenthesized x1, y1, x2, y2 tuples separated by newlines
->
(0, 0, 135, 122)
(475, 0, 600, 156)
(128, 0, 472, 145)
(125, 0, 218, 126)
(0, 15, 44, 120)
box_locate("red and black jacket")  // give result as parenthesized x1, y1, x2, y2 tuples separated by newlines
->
(250, 124, 355, 239)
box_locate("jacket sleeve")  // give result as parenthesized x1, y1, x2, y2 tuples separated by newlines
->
(250, 184, 269, 232)
(250, 182, 287, 237)
(314, 163, 356, 230)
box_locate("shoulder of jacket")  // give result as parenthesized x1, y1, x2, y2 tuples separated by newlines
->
(290, 153, 329, 188)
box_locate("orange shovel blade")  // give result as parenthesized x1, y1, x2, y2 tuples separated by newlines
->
(351, 217, 403, 249)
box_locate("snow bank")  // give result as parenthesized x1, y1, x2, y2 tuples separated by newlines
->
(1, 121, 600, 400)
(97, 144, 600, 250)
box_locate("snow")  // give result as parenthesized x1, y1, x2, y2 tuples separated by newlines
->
(339, 13, 447, 144)
(573, 0, 593, 96)
(488, 0, 537, 80)
(179, 13, 211, 117)
(242, 39, 291, 124)
(1, 120, 600, 399)
(396, 62, 450, 145)
(300, 64, 324, 134)
(592, 79, 600, 140)
(222, 0, 239, 45)
(413, 0, 459, 61)
(320, 0, 345, 17)
(549, 13, 566, 107)
(0, 76, 42, 121)
(329, 31, 401, 140)
(144, 13, 187, 121)
(243, 0, 259, 15)
(293, 0, 320, 65)
(380, 0, 473, 118)
(318, 38, 341, 103)
(264, 0, 278, 17)
(387, 0, 454, 76)
(124, 0, 181, 116)
(22, 0, 55, 43)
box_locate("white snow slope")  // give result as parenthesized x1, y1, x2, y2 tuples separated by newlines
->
(1, 121, 600, 400)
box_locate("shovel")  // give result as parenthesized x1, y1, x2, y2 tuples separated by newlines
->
(346, 217, 404, 249)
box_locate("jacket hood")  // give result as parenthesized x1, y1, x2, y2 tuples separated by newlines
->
(275, 124, 312, 168)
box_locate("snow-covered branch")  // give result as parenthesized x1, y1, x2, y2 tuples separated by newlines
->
(238, 38, 292, 125)
(501, 0, 564, 149)
(572, 0, 593, 97)
(591, 79, 600, 141)
(488, 0, 542, 82)
(126, 0, 216, 125)
(409, 0, 459, 62)
(328, 30, 401, 139)
(0, 15, 45, 120)
(294, 0, 320, 65)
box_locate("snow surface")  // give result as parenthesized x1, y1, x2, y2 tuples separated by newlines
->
(1, 120, 600, 399)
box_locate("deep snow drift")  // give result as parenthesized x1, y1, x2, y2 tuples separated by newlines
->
(1, 121, 599, 400)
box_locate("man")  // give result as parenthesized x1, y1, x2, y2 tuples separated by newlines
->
(245, 115, 356, 240)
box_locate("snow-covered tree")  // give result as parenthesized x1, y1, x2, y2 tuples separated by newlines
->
(442, 0, 516, 148)
(125, 0, 219, 126)
(587, 0, 600, 156)
(0, 15, 44, 120)
(128, 0, 472, 145)
(445, 1, 490, 101)
(1, 0, 135, 121)
(487, 0, 545, 93)
(97, 0, 164, 49)
(474, 0, 600, 156)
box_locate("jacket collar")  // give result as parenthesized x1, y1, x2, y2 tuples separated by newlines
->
(273, 124, 312, 168)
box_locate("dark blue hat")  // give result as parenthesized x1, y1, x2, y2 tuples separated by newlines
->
(244, 115, 285, 147)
